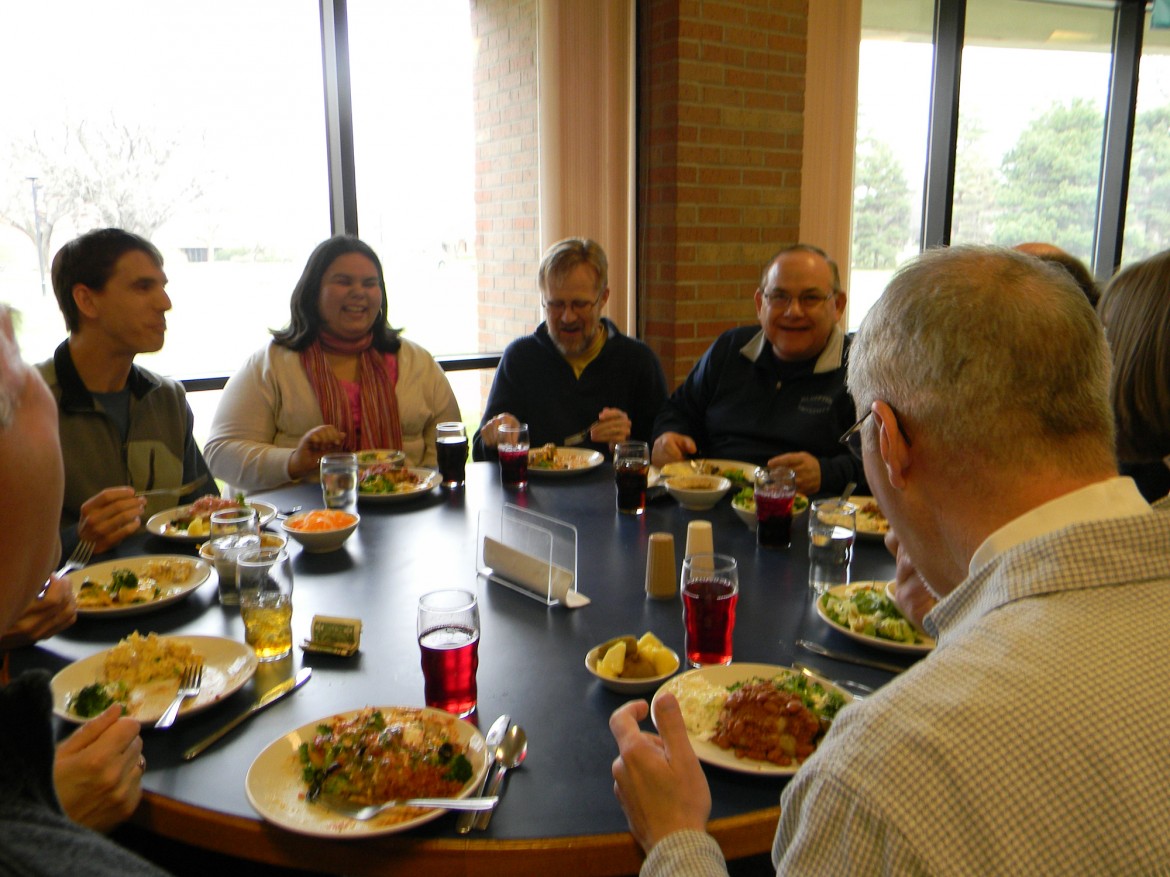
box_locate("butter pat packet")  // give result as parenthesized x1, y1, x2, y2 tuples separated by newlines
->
(303, 615, 362, 655)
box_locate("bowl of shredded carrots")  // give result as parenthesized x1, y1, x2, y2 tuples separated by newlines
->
(281, 509, 360, 553)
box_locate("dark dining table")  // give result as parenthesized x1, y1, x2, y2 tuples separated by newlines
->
(15, 461, 907, 876)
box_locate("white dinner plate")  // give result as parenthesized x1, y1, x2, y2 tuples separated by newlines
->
(51, 635, 258, 724)
(815, 581, 935, 654)
(527, 447, 605, 477)
(146, 501, 278, 543)
(68, 555, 212, 617)
(245, 706, 489, 838)
(357, 467, 441, 503)
(847, 496, 889, 541)
(654, 663, 852, 776)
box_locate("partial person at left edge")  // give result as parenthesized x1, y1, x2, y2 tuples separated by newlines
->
(36, 228, 217, 561)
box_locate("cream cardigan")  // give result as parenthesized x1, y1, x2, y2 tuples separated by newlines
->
(205, 339, 460, 491)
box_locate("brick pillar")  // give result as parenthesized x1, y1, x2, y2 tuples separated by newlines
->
(639, 0, 807, 387)
(470, 0, 542, 402)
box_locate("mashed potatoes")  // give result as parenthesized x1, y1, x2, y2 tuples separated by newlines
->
(660, 673, 728, 741)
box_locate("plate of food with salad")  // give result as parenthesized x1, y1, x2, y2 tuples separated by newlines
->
(527, 444, 605, 477)
(146, 495, 277, 542)
(815, 580, 935, 654)
(67, 555, 212, 617)
(245, 705, 489, 837)
(847, 496, 890, 541)
(654, 663, 851, 776)
(357, 465, 441, 503)
(654, 459, 759, 491)
(51, 633, 257, 724)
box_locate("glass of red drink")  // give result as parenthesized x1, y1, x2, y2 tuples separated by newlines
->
(754, 466, 797, 549)
(613, 440, 650, 514)
(436, 422, 468, 489)
(680, 554, 739, 667)
(417, 589, 480, 717)
(498, 422, 530, 489)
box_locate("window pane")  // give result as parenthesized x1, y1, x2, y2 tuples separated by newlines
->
(850, 0, 933, 331)
(347, 0, 478, 359)
(1122, 12, 1170, 264)
(952, 0, 1113, 263)
(0, 0, 330, 379)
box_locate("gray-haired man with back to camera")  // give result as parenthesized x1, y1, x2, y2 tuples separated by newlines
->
(609, 246, 1170, 875)
(0, 303, 169, 874)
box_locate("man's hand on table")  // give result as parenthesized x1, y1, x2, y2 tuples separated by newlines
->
(651, 432, 697, 468)
(0, 575, 77, 649)
(478, 413, 521, 448)
(609, 693, 711, 854)
(884, 529, 937, 627)
(54, 705, 145, 833)
(78, 487, 146, 554)
(766, 451, 822, 495)
(592, 407, 632, 447)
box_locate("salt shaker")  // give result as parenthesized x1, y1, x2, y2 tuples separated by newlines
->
(645, 532, 677, 599)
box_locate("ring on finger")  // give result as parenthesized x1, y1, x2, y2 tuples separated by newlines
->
(138, 755, 147, 772)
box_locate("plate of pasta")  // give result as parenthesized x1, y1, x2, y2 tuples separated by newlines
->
(67, 555, 212, 617)
(245, 706, 489, 837)
(654, 663, 851, 776)
(146, 497, 278, 542)
(527, 445, 604, 477)
(51, 633, 258, 724)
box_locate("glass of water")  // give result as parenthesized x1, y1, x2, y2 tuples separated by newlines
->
(320, 452, 358, 509)
(808, 499, 856, 596)
(209, 507, 260, 606)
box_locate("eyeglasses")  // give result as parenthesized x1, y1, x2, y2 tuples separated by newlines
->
(762, 291, 835, 311)
(839, 407, 912, 460)
(543, 295, 602, 316)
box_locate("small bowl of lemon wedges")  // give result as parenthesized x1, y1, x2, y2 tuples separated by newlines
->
(585, 631, 680, 695)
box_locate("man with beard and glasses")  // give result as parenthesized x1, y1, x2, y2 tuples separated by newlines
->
(473, 238, 667, 459)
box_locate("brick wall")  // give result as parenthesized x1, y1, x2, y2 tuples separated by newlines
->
(639, 0, 808, 387)
(470, 0, 810, 394)
(470, 0, 541, 402)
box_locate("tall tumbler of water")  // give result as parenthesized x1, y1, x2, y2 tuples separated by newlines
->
(808, 499, 856, 596)
(417, 589, 480, 718)
(209, 507, 260, 606)
(320, 452, 358, 510)
(436, 422, 468, 489)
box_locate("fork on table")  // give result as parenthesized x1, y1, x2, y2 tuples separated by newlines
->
(563, 420, 601, 447)
(38, 539, 95, 600)
(155, 659, 205, 729)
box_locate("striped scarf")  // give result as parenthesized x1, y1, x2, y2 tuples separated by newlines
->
(300, 332, 403, 452)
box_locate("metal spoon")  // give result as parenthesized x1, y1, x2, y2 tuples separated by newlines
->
(473, 724, 527, 830)
(839, 481, 857, 504)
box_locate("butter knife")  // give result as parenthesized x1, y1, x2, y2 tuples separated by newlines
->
(796, 639, 908, 675)
(456, 713, 510, 833)
(183, 667, 312, 760)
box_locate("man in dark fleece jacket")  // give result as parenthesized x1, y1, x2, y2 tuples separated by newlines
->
(651, 244, 862, 496)
(473, 238, 667, 460)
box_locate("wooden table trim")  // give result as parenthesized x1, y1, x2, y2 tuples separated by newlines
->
(134, 792, 779, 876)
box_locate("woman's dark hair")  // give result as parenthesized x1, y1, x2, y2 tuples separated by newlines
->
(1098, 248, 1170, 462)
(272, 235, 400, 353)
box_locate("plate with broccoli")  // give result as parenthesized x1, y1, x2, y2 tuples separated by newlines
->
(816, 581, 935, 654)
(67, 555, 212, 617)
